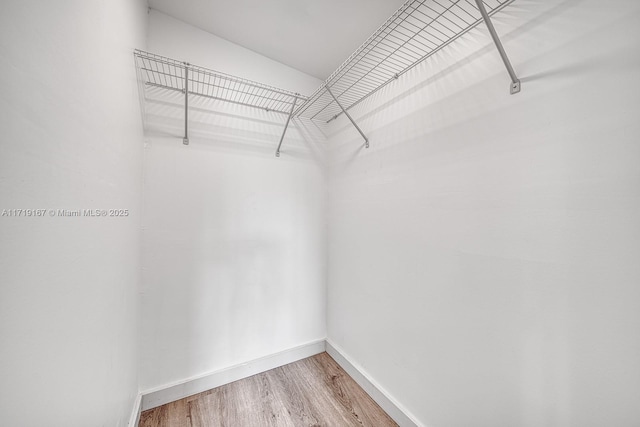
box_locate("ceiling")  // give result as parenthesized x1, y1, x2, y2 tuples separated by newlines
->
(147, 0, 406, 80)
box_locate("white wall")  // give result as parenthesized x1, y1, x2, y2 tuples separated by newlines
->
(139, 11, 327, 392)
(326, 1, 640, 426)
(0, 1, 147, 426)
(146, 9, 321, 95)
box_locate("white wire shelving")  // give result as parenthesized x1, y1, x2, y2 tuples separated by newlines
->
(134, 49, 304, 152)
(135, 0, 520, 154)
(295, 0, 517, 125)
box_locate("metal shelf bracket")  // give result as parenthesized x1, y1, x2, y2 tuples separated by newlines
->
(275, 95, 298, 157)
(474, 0, 521, 94)
(183, 62, 190, 144)
(326, 86, 369, 148)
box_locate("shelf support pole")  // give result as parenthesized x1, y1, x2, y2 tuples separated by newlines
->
(326, 86, 369, 148)
(183, 63, 189, 145)
(474, 0, 521, 94)
(275, 95, 298, 158)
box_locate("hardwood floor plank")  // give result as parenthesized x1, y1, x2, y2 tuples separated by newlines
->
(140, 353, 398, 427)
(267, 363, 326, 426)
(140, 398, 188, 427)
(281, 357, 358, 426)
(250, 372, 296, 427)
(312, 353, 397, 426)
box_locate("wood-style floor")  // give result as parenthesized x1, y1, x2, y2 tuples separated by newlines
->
(139, 352, 398, 427)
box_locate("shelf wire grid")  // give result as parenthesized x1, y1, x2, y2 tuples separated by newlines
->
(134, 50, 305, 116)
(294, 0, 514, 122)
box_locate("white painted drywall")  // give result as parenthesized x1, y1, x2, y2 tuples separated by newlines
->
(139, 12, 327, 392)
(146, 9, 321, 96)
(0, 1, 147, 426)
(326, 1, 640, 426)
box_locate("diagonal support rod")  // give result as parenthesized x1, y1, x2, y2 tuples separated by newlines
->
(275, 95, 298, 157)
(183, 63, 190, 144)
(474, 0, 521, 94)
(326, 86, 369, 148)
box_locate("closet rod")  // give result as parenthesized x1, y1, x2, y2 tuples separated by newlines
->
(144, 82, 292, 116)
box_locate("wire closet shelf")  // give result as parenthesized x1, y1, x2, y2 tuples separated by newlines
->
(134, 0, 518, 152)
(295, 0, 515, 123)
(134, 50, 305, 116)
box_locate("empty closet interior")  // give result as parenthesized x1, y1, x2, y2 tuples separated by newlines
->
(1, 0, 639, 426)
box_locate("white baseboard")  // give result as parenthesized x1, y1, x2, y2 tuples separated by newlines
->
(136, 339, 419, 427)
(128, 393, 142, 427)
(140, 339, 326, 412)
(325, 340, 421, 427)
